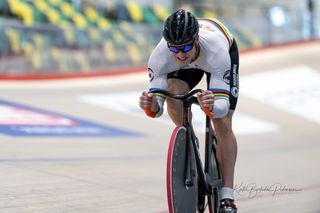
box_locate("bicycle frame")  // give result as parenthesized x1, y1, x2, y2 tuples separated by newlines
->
(149, 89, 220, 194)
(146, 89, 222, 213)
(181, 95, 219, 195)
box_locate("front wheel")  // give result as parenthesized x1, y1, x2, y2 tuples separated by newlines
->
(167, 126, 198, 213)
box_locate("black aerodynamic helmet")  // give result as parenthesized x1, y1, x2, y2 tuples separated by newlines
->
(162, 9, 199, 45)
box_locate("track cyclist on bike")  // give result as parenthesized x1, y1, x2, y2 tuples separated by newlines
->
(139, 9, 239, 213)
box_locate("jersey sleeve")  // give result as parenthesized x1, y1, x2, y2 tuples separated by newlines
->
(208, 49, 231, 101)
(147, 39, 169, 92)
(146, 46, 168, 117)
(148, 70, 168, 92)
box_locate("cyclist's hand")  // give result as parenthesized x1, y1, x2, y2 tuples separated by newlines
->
(197, 90, 215, 111)
(139, 91, 159, 113)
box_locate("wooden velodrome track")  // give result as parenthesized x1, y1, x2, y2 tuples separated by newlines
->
(0, 41, 319, 213)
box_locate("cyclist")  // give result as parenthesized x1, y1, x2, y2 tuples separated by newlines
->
(139, 9, 239, 213)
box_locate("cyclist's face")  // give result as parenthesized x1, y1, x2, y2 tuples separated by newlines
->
(168, 39, 197, 66)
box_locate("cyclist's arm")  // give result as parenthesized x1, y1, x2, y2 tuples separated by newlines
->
(146, 68, 168, 118)
(211, 98, 229, 118)
(151, 93, 165, 118)
(149, 75, 168, 117)
(208, 51, 231, 118)
(145, 40, 173, 118)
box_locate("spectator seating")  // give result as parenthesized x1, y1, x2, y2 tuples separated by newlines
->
(0, 0, 262, 74)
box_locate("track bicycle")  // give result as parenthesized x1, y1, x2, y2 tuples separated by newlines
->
(145, 89, 223, 213)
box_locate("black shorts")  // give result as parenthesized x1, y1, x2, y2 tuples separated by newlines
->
(167, 40, 239, 110)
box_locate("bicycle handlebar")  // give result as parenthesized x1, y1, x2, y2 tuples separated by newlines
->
(150, 89, 203, 101)
(144, 89, 214, 118)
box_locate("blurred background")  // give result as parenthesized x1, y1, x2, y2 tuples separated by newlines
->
(0, 0, 319, 76)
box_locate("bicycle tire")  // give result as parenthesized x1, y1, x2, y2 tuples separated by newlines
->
(167, 126, 198, 213)
(207, 134, 222, 213)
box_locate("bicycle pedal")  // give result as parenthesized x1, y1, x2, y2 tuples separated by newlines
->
(219, 199, 237, 213)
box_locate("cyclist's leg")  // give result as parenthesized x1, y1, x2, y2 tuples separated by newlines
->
(167, 69, 204, 126)
(213, 39, 239, 205)
(215, 38, 239, 189)
(167, 78, 189, 126)
(213, 110, 237, 189)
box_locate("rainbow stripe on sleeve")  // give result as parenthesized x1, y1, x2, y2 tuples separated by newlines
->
(149, 88, 167, 99)
(209, 88, 230, 99)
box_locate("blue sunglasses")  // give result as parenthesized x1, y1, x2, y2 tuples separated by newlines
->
(168, 43, 194, 53)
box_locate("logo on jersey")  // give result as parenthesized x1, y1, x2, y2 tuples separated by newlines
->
(232, 64, 238, 87)
(200, 24, 215, 32)
(148, 68, 154, 82)
(223, 70, 230, 85)
(231, 86, 238, 97)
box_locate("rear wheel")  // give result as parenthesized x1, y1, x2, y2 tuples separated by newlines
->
(207, 135, 222, 213)
(167, 126, 198, 213)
